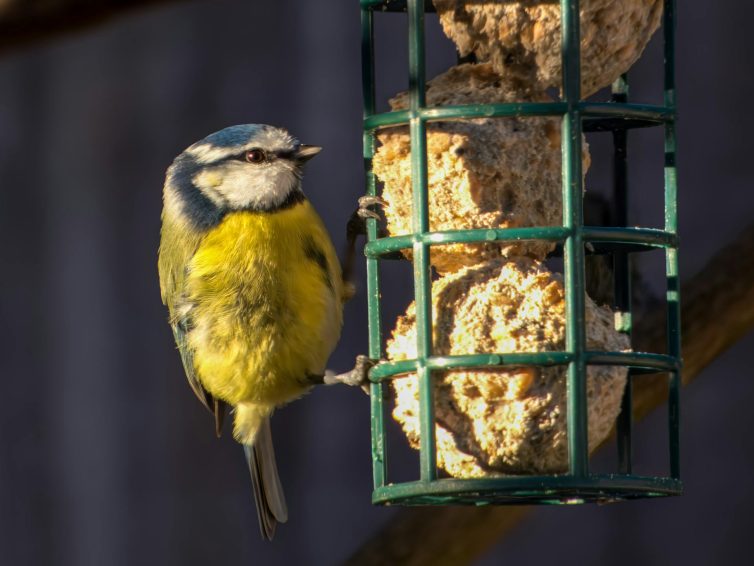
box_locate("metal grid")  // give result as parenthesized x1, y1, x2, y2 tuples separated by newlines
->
(361, 0, 681, 505)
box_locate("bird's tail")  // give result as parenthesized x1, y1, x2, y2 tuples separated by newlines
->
(239, 411, 288, 540)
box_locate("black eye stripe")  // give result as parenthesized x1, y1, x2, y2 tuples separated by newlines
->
(275, 150, 296, 160)
(230, 149, 296, 162)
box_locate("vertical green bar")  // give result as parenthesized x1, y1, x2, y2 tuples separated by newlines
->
(561, 0, 588, 477)
(612, 74, 633, 475)
(407, 0, 436, 482)
(663, 0, 681, 480)
(362, 5, 387, 490)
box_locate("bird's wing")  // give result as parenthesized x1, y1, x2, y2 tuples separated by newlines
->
(172, 319, 228, 435)
(159, 213, 226, 433)
(169, 320, 207, 403)
(244, 416, 288, 540)
(158, 213, 201, 313)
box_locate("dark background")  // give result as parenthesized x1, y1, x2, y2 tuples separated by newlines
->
(0, 1, 752, 565)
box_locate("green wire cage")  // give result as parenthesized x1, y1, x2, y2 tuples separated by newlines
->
(360, 0, 681, 506)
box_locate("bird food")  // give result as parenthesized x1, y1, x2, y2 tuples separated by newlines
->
(432, 0, 663, 97)
(387, 258, 629, 477)
(373, 63, 590, 274)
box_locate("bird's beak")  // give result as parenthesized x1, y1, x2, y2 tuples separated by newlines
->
(295, 145, 322, 163)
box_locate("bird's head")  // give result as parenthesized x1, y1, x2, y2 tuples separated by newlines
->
(163, 124, 321, 229)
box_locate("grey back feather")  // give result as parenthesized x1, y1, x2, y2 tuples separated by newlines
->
(243, 417, 288, 540)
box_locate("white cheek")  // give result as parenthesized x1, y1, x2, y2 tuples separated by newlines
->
(217, 164, 299, 209)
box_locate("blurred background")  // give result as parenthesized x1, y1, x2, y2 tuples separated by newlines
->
(0, 1, 752, 564)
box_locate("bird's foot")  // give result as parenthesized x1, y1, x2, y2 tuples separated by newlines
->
(343, 196, 397, 284)
(321, 355, 377, 394)
(347, 196, 388, 239)
(357, 195, 387, 221)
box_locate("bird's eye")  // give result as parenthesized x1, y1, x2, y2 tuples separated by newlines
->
(245, 149, 266, 164)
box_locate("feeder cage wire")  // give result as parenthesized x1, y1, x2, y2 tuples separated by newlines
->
(361, 0, 681, 505)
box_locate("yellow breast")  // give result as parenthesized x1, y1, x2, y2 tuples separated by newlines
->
(185, 202, 344, 406)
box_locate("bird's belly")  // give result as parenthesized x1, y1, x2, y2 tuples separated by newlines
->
(185, 210, 341, 406)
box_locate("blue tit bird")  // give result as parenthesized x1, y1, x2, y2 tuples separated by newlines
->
(158, 124, 364, 540)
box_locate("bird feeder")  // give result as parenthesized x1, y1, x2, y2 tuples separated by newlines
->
(360, 0, 681, 505)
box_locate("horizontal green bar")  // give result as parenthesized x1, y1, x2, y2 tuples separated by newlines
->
(371, 352, 574, 381)
(584, 351, 680, 373)
(422, 103, 569, 122)
(365, 226, 569, 257)
(365, 104, 565, 130)
(364, 226, 677, 258)
(372, 475, 682, 506)
(369, 351, 679, 382)
(364, 102, 673, 130)
(582, 102, 675, 120)
(582, 226, 679, 248)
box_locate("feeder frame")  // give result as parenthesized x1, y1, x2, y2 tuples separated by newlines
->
(361, 0, 681, 505)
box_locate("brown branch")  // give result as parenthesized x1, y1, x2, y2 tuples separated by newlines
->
(347, 222, 754, 566)
(0, 0, 185, 54)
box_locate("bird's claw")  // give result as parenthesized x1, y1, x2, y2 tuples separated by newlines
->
(322, 354, 378, 395)
(356, 195, 387, 222)
(344, 196, 388, 285)
(347, 196, 388, 240)
(358, 195, 387, 209)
